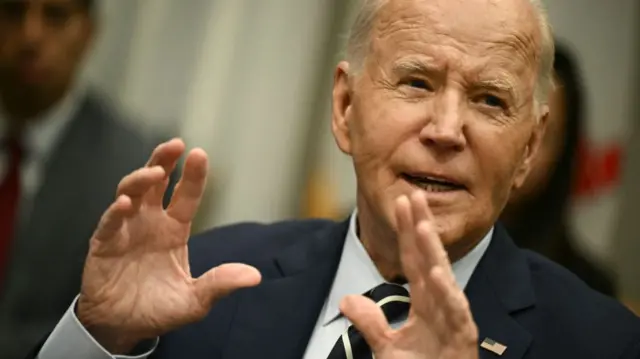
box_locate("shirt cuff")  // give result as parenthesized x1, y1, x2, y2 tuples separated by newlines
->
(37, 296, 158, 359)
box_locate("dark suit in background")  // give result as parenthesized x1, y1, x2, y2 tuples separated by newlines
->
(0, 91, 178, 359)
(52, 218, 636, 359)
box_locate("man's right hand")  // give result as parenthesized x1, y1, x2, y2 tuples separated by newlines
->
(76, 139, 262, 354)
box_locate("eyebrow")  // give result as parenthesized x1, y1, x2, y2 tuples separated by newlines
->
(393, 57, 519, 98)
(391, 58, 440, 77)
(474, 77, 519, 103)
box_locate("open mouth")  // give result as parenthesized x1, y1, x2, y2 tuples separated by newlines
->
(401, 173, 466, 193)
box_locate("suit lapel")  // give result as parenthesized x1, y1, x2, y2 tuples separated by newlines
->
(465, 224, 535, 359)
(223, 219, 350, 359)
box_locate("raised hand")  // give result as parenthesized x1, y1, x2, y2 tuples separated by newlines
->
(341, 190, 479, 359)
(77, 139, 261, 353)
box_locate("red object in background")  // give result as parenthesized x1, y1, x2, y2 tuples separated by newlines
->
(574, 138, 623, 198)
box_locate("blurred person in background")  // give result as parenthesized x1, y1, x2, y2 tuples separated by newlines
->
(0, 0, 177, 357)
(500, 42, 616, 297)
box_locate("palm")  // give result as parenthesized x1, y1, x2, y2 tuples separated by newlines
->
(376, 315, 475, 359)
(82, 209, 195, 335)
(77, 139, 261, 347)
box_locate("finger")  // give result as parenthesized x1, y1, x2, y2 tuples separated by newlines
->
(166, 148, 208, 223)
(144, 139, 186, 207)
(410, 190, 430, 225)
(93, 195, 133, 241)
(416, 220, 454, 271)
(340, 295, 390, 352)
(410, 191, 447, 270)
(395, 195, 422, 286)
(407, 220, 455, 321)
(116, 166, 166, 211)
(194, 263, 261, 308)
(145, 138, 186, 167)
(429, 266, 474, 330)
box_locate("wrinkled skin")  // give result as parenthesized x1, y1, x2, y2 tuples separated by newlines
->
(332, 0, 547, 282)
(77, 139, 261, 353)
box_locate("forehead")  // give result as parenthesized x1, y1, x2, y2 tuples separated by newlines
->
(371, 0, 541, 78)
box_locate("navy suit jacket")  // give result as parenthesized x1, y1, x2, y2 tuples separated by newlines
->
(30, 218, 640, 359)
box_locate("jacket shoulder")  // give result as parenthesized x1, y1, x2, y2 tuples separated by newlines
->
(522, 250, 640, 357)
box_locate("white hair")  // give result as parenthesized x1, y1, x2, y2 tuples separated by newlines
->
(345, 0, 555, 107)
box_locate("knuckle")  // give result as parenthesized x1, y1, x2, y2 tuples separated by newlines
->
(116, 179, 128, 195)
(464, 322, 479, 342)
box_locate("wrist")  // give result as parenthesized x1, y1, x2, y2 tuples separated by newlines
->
(76, 297, 145, 354)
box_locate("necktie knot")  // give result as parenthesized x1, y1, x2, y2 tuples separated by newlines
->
(365, 283, 410, 324)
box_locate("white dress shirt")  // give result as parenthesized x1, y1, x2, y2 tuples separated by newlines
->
(37, 212, 493, 359)
(0, 86, 83, 218)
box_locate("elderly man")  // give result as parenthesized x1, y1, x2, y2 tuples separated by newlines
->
(31, 0, 640, 358)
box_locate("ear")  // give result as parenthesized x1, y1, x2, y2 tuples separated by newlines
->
(512, 105, 549, 190)
(331, 61, 354, 155)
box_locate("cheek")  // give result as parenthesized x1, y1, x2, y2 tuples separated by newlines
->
(469, 125, 527, 205)
(349, 100, 428, 213)
(351, 98, 419, 171)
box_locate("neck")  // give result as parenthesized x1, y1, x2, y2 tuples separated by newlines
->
(0, 84, 67, 126)
(355, 198, 405, 282)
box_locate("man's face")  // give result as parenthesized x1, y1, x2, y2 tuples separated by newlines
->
(0, 0, 93, 102)
(332, 0, 547, 252)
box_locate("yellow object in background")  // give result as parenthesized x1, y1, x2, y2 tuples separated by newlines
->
(301, 170, 341, 220)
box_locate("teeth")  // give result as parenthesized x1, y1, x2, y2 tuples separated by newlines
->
(418, 182, 455, 192)
(404, 174, 460, 191)
(421, 177, 452, 186)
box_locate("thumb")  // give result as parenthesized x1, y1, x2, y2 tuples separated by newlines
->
(340, 295, 390, 352)
(194, 263, 261, 307)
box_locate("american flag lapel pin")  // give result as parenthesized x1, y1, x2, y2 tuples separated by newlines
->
(480, 337, 507, 356)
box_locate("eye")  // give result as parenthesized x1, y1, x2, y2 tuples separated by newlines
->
(0, 2, 27, 21)
(405, 78, 433, 91)
(477, 94, 507, 109)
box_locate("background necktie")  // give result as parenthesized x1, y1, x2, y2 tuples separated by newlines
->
(327, 283, 410, 359)
(0, 139, 22, 286)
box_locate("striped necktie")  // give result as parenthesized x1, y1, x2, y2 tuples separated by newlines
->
(327, 283, 410, 359)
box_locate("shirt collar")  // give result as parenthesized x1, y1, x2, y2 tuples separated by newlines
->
(0, 85, 84, 160)
(322, 209, 493, 326)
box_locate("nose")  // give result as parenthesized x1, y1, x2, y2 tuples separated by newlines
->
(419, 89, 466, 151)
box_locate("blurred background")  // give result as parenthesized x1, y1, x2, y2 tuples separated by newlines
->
(0, 0, 638, 357)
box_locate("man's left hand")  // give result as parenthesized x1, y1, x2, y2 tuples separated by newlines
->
(341, 190, 479, 359)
